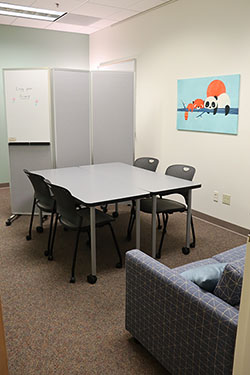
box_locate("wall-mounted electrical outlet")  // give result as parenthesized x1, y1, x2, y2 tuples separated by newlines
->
(222, 193, 231, 205)
(213, 191, 219, 202)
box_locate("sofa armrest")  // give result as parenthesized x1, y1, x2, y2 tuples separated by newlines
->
(126, 249, 239, 375)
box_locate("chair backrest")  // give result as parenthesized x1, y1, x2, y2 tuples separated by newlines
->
(133, 157, 159, 172)
(24, 169, 53, 206)
(165, 164, 195, 181)
(46, 182, 81, 228)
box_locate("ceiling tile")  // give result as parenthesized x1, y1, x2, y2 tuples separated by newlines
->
(31, 0, 88, 12)
(107, 9, 138, 21)
(88, 18, 116, 28)
(12, 18, 51, 28)
(0, 15, 16, 24)
(88, 0, 140, 8)
(0, 0, 34, 5)
(128, 0, 168, 11)
(72, 3, 120, 18)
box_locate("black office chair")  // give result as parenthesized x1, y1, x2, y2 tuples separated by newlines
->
(46, 182, 122, 284)
(24, 169, 56, 257)
(127, 157, 159, 240)
(139, 164, 196, 258)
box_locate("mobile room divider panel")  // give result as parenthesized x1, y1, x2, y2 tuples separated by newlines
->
(91, 71, 134, 165)
(52, 69, 90, 168)
(4, 68, 135, 222)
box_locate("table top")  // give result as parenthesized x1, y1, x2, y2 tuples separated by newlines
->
(34, 162, 201, 206)
(34, 163, 149, 206)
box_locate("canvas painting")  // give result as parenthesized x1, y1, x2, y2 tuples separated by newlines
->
(177, 74, 240, 134)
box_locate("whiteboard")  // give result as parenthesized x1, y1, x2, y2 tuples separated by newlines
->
(4, 69, 51, 143)
(92, 71, 134, 165)
(52, 69, 90, 168)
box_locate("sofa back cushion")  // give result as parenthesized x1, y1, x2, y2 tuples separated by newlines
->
(214, 261, 244, 306)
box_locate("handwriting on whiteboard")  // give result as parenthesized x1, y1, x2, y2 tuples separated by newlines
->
(16, 86, 32, 100)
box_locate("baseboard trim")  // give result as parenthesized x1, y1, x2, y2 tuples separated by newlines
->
(192, 210, 248, 236)
(0, 183, 9, 188)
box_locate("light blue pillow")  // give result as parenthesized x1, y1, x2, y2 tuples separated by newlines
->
(180, 263, 227, 292)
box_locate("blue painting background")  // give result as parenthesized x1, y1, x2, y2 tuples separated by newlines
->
(177, 74, 240, 134)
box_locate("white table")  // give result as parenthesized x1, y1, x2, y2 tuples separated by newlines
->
(34, 163, 149, 283)
(34, 162, 201, 282)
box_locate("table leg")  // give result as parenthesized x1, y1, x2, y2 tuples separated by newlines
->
(151, 195, 157, 258)
(87, 207, 97, 284)
(135, 199, 140, 249)
(183, 189, 191, 255)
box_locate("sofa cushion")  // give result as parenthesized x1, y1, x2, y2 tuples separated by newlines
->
(212, 244, 246, 263)
(174, 258, 219, 274)
(214, 261, 244, 306)
(180, 262, 227, 292)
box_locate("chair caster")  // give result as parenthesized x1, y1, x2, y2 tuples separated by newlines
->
(182, 247, 190, 255)
(190, 242, 195, 248)
(70, 277, 75, 283)
(36, 226, 43, 233)
(26, 235, 31, 241)
(5, 220, 11, 226)
(112, 212, 119, 218)
(116, 262, 122, 269)
(87, 274, 97, 284)
(44, 250, 49, 256)
(48, 255, 53, 261)
(156, 252, 161, 259)
(157, 225, 162, 230)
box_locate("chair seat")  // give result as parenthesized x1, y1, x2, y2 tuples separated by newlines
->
(36, 199, 55, 213)
(140, 197, 186, 214)
(59, 208, 114, 230)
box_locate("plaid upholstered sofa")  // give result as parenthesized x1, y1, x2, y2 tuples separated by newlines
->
(125, 243, 246, 375)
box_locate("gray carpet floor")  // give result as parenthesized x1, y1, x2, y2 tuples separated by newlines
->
(0, 187, 246, 375)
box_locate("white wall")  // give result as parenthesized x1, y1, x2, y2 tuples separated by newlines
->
(90, 0, 250, 230)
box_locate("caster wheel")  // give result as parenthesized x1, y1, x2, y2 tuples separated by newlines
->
(26, 235, 31, 241)
(48, 255, 53, 261)
(5, 221, 11, 226)
(157, 225, 162, 230)
(116, 262, 122, 269)
(70, 277, 76, 283)
(156, 253, 161, 259)
(44, 250, 49, 256)
(182, 247, 190, 255)
(36, 226, 43, 233)
(87, 274, 97, 284)
(112, 212, 119, 218)
(190, 242, 195, 248)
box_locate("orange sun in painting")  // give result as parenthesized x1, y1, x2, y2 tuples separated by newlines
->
(206, 80, 226, 97)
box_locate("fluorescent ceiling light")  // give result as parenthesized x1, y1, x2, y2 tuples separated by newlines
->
(0, 2, 66, 22)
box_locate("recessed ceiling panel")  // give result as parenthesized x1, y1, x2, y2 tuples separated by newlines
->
(73, 2, 120, 18)
(57, 13, 100, 26)
(88, 0, 141, 8)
